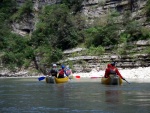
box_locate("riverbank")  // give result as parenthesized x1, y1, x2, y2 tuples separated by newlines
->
(0, 69, 42, 78)
(72, 66, 150, 79)
(0, 67, 150, 79)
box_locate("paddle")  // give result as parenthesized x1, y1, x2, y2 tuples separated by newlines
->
(38, 76, 46, 81)
(123, 78, 130, 84)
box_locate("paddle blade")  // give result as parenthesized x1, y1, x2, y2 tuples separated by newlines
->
(38, 76, 46, 81)
(76, 75, 80, 78)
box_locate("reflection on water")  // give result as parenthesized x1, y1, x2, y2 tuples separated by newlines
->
(127, 92, 150, 107)
(0, 78, 150, 113)
(105, 87, 122, 104)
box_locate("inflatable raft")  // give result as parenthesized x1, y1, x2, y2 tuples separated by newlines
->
(55, 77, 69, 84)
(45, 76, 55, 83)
(101, 75, 122, 85)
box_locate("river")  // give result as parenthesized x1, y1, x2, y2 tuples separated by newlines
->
(0, 78, 150, 113)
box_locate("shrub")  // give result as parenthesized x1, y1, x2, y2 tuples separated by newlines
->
(11, 0, 33, 21)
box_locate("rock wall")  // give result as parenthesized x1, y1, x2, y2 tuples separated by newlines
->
(81, 0, 147, 24)
(11, 0, 150, 73)
(13, 0, 148, 36)
(12, 0, 61, 36)
(61, 40, 150, 73)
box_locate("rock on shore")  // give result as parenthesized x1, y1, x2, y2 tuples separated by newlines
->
(0, 68, 42, 77)
(0, 67, 150, 79)
(72, 67, 150, 79)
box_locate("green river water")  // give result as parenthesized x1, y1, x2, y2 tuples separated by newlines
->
(0, 77, 150, 113)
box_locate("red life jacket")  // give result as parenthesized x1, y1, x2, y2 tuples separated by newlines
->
(59, 69, 65, 77)
(109, 68, 117, 75)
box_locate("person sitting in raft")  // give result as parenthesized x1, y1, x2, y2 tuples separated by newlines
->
(57, 65, 67, 78)
(49, 64, 58, 77)
(104, 62, 125, 80)
(65, 65, 72, 77)
(104, 63, 112, 78)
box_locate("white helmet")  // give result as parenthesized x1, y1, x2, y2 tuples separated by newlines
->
(53, 64, 57, 67)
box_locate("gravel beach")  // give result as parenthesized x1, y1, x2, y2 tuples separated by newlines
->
(72, 67, 150, 79)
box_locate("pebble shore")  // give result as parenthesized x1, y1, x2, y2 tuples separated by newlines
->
(0, 67, 150, 81)
(72, 67, 150, 79)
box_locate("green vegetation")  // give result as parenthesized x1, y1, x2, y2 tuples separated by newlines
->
(61, 0, 83, 14)
(11, 0, 33, 21)
(86, 46, 105, 56)
(85, 11, 121, 47)
(31, 4, 81, 50)
(1, 34, 28, 69)
(0, 0, 150, 72)
(145, 0, 150, 21)
(0, 0, 25, 70)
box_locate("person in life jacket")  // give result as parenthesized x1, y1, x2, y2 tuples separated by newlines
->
(57, 65, 67, 78)
(104, 62, 125, 80)
(49, 64, 58, 77)
(65, 65, 72, 76)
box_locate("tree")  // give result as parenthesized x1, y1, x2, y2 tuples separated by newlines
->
(85, 11, 121, 47)
(61, 0, 83, 14)
(31, 4, 81, 50)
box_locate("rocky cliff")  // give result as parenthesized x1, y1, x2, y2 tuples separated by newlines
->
(61, 40, 150, 73)
(10, 0, 150, 74)
(13, 0, 148, 36)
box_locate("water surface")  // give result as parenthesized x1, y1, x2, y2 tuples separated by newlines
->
(0, 78, 150, 113)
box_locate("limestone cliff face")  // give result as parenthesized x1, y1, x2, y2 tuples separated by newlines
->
(12, 0, 61, 36)
(11, 0, 149, 73)
(81, 0, 147, 23)
(13, 0, 148, 36)
(61, 40, 150, 73)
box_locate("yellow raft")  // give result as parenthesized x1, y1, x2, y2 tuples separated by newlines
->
(55, 77, 69, 84)
(46, 76, 55, 83)
(101, 75, 122, 85)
